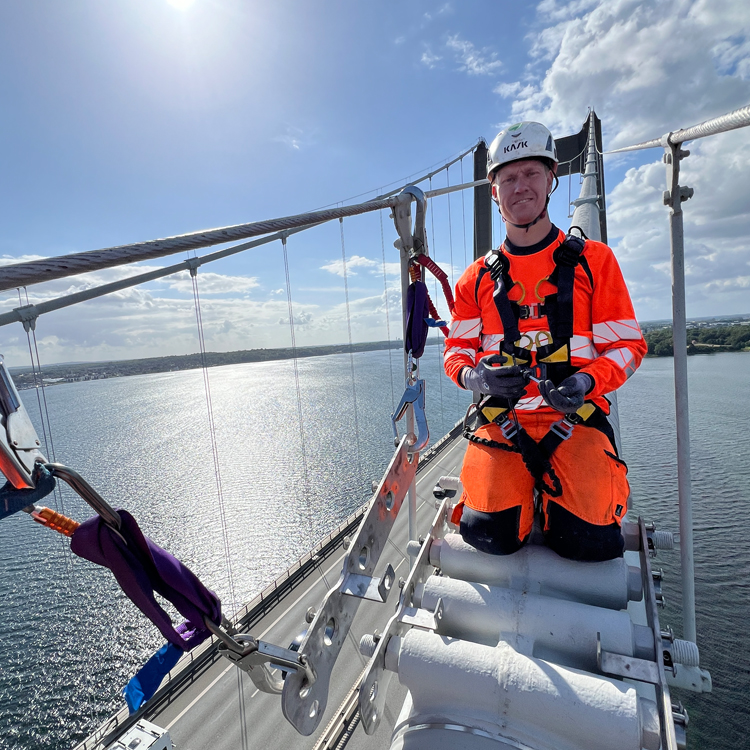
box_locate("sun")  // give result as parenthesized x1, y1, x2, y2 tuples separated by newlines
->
(166, 0, 196, 9)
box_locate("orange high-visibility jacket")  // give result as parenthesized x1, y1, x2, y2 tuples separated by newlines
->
(444, 228, 647, 414)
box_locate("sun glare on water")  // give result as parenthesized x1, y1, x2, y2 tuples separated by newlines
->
(166, 0, 196, 9)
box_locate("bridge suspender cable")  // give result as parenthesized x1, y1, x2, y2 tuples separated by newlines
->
(281, 234, 315, 543)
(339, 219, 363, 482)
(427, 176, 445, 427)
(379, 210, 396, 415)
(188, 259, 237, 614)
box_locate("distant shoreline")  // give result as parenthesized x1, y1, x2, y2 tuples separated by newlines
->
(10, 339, 420, 389)
(9, 317, 750, 389)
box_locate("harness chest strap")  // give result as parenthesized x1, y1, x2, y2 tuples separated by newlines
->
(482, 232, 586, 372)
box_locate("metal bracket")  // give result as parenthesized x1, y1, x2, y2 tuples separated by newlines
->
(597, 633, 660, 684)
(359, 499, 449, 735)
(398, 599, 443, 631)
(184, 257, 201, 277)
(341, 563, 396, 603)
(15, 305, 39, 332)
(281, 437, 418, 736)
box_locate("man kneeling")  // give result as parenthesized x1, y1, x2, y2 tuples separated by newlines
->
(444, 121, 646, 562)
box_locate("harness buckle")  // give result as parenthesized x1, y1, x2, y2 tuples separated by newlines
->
(497, 414, 519, 440)
(518, 303, 546, 320)
(548, 416, 576, 441)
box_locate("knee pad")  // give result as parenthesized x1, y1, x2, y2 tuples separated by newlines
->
(544, 501, 624, 561)
(459, 505, 526, 556)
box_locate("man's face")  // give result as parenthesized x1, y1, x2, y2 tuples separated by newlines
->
(491, 159, 554, 226)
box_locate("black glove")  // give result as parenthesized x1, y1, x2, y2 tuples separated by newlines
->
(461, 356, 528, 399)
(539, 372, 593, 413)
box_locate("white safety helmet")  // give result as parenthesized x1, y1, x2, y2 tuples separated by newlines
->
(487, 122, 558, 181)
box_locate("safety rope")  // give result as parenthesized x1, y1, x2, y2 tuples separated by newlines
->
(281, 236, 315, 542)
(379, 210, 396, 414)
(338, 219, 363, 480)
(188, 263, 237, 614)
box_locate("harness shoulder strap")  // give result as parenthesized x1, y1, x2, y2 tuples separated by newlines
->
(545, 233, 586, 342)
(484, 249, 521, 356)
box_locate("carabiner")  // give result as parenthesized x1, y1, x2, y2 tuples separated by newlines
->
(391, 379, 429, 453)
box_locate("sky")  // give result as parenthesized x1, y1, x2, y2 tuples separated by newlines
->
(0, 0, 748, 365)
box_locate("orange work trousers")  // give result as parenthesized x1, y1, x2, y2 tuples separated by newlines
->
(458, 411, 630, 543)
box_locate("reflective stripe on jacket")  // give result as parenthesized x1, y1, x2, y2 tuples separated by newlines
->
(444, 228, 647, 413)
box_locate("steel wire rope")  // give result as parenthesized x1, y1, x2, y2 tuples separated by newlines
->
(188, 262, 238, 616)
(280, 236, 315, 544)
(338, 219, 363, 485)
(460, 158, 468, 270)
(310, 142, 479, 211)
(236, 670, 250, 750)
(428, 178, 445, 433)
(379, 210, 397, 415)
(15, 289, 98, 726)
(445, 166, 460, 420)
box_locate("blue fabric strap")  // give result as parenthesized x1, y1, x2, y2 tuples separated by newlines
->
(123, 641, 182, 713)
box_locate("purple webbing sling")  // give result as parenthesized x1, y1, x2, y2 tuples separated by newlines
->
(71, 510, 222, 651)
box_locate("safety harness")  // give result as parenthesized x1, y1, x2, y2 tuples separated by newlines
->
(462, 230, 617, 498)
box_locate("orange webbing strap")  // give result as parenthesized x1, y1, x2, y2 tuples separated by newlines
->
(30, 506, 80, 537)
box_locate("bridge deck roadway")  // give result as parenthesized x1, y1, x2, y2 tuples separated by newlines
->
(144, 435, 467, 750)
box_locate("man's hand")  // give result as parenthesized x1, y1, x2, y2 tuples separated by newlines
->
(461, 356, 529, 399)
(539, 372, 593, 413)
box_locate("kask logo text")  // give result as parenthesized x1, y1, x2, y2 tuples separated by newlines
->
(503, 141, 528, 154)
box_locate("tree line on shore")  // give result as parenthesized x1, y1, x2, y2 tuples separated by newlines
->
(644, 324, 750, 356)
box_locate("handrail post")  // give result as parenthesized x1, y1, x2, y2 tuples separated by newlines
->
(663, 137, 696, 643)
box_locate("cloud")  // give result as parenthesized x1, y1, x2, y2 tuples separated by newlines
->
(606, 129, 750, 319)
(501, 0, 750, 146)
(320, 255, 380, 277)
(446, 34, 503, 76)
(495, 0, 750, 319)
(273, 125, 313, 151)
(420, 48, 442, 69)
(163, 270, 260, 295)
